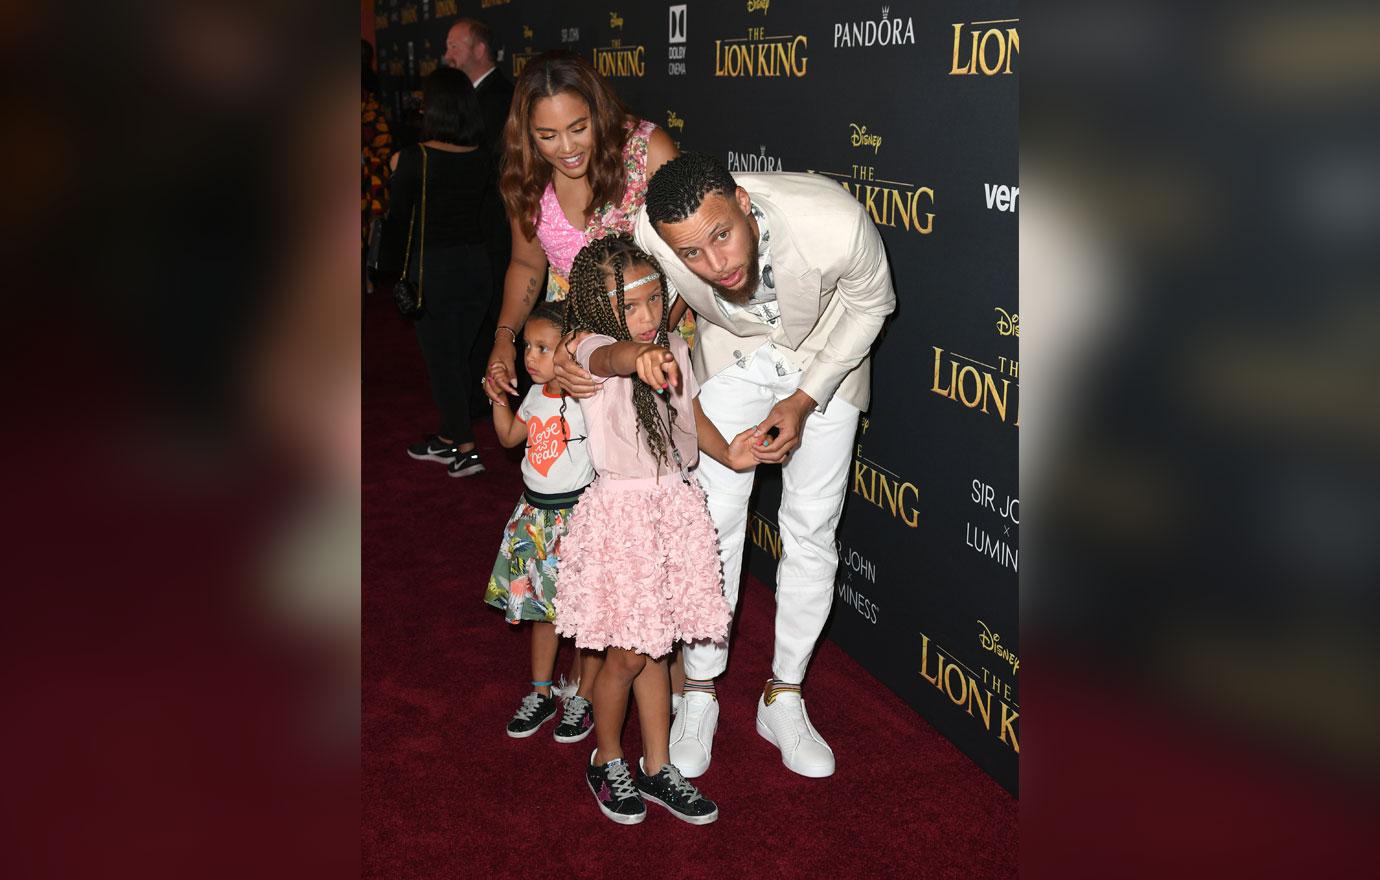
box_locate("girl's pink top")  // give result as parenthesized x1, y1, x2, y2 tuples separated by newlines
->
(574, 332, 701, 482)
(534, 118, 657, 281)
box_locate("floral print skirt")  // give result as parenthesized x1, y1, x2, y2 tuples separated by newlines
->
(484, 496, 573, 624)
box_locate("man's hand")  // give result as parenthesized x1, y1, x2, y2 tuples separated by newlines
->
(634, 344, 680, 392)
(751, 389, 816, 463)
(482, 336, 519, 406)
(554, 333, 601, 399)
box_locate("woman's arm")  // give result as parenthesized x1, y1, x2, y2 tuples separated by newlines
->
(482, 215, 549, 405)
(668, 297, 689, 328)
(644, 126, 679, 178)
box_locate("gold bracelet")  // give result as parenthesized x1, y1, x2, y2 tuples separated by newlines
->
(495, 325, 518, 344)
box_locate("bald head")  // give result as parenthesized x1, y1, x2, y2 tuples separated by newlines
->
(444, 19, 495, 81)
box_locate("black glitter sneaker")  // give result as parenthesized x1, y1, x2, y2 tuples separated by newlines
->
(636, 760, 719, 825)
(586, 751, 646, 825)
(553, 695, 594, 743)
(447, 449, 485, 477)
(406, 434, 459, 464)
(505, 692, 556, 738)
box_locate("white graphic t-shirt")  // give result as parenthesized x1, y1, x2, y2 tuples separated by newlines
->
(714, 200, 780, 327)
(518, 384, 594, 494)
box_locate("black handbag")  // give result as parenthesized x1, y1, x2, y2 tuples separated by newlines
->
(393, 145, 428, 317)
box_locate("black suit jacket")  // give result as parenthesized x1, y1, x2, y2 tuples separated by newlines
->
(473, 68, 514, 156)
(472, 68, 514, 284)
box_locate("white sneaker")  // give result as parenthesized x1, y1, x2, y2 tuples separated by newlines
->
(755, 692, 835, 778)
(668, 691, 718, 778)
(671, 692, 684, 716)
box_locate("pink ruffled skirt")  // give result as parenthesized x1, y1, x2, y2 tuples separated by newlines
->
(554, 475, 730, 658)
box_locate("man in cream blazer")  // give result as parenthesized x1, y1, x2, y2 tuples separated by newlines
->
(635, 153, 895, 779)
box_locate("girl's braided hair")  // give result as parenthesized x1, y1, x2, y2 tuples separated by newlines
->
(561, 233, 678, 466)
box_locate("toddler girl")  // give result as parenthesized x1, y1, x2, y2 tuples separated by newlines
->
(485, 301, 602, 743)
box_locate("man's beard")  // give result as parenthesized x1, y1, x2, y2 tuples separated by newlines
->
(708, 240, 761, 305)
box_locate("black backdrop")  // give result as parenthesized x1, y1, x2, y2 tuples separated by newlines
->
(373, 0, 1019, 794)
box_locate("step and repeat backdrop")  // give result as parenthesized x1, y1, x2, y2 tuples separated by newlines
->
(371, 0, 1019, 794)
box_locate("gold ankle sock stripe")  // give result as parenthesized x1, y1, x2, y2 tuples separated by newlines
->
(764, 679, 802, 705)
(683, 679, 717, 698)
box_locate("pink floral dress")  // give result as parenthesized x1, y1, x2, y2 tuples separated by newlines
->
(534, 118, 696, 346)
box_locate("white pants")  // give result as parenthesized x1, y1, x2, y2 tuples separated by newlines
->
(686, 345, 859, 684)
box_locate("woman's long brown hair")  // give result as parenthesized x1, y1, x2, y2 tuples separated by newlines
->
(499, 50, 634, 241)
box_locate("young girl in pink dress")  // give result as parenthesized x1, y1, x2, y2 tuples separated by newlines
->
(554, 234, 757, 826)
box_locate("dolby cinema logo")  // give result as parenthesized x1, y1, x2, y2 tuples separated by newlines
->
(667, 4, 688, 75)
(669, 4, 686, 42)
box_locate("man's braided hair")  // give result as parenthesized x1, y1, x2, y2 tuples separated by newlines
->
(561, 233, 678, 466)
(644, 152, 738, 227)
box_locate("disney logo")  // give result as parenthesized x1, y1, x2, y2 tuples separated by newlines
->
(609, 11, 624, 29)
(666, 111, 684, 131)
(978, 620, 1019, 675)
(994, 307, 1019, 337)
(849, 123, 882, 154)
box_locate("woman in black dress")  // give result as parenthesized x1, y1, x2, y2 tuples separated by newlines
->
(381, 67, 498, 477)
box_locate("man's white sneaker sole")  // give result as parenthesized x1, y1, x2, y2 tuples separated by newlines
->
(668, 694, 718, 778)
(755, 715, 836, 778)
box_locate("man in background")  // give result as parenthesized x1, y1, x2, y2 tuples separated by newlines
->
(443, 18, 513, 155)
(443, 18, 514, 414)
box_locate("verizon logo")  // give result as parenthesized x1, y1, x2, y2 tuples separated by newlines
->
(984, 183, 1019, 213)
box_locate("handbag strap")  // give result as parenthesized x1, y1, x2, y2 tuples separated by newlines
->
(416, 144, 428, 307)
(399, 197, 416, 277)
(397, 145, 429, 300)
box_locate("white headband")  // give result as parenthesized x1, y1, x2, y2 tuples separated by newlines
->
(609, 272, 661, 294)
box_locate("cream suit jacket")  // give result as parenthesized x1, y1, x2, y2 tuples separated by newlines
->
(634, 172, 896, 413)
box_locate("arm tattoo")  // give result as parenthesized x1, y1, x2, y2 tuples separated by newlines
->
(521, 275, 539, 308)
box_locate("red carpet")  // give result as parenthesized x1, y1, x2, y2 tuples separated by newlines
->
(363, 292, 1017, 878)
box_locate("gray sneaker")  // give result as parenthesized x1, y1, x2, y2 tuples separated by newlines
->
(505, 691, 556, 738)
(586, 751, 646, 825)
(636, 760, 719, 825)
(554, 696, 594, 743)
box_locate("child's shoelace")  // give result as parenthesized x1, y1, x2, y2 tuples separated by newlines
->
(605, 761, 639, 800)
(560, 696, 589, 726)
(659, 765, 702, 803)
(512, 692, 545, 720)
